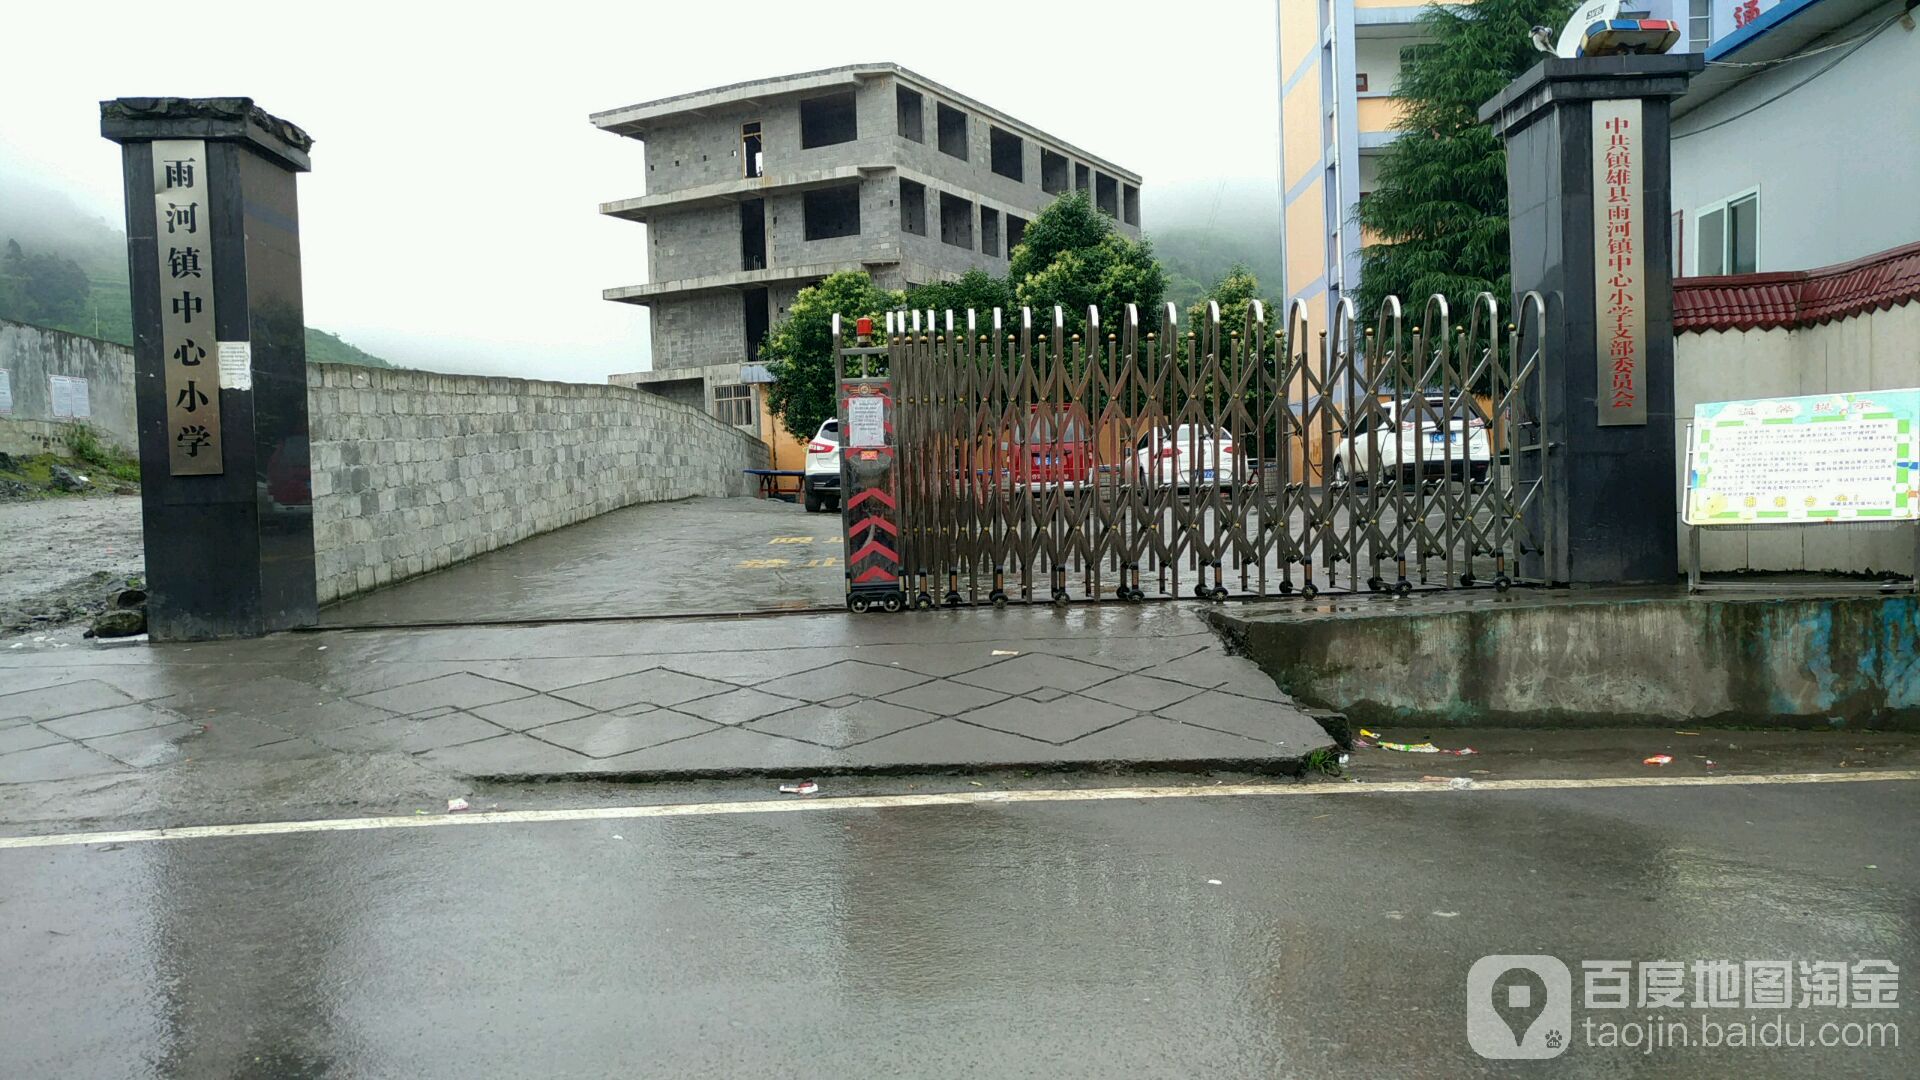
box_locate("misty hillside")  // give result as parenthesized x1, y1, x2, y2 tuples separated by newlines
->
(0, 170, 394, 368)
(1143, 178, 1285, 311)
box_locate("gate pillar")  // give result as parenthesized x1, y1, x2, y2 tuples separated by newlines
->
(101, 98, 318, 639)
(1481, 56, 1702, 586)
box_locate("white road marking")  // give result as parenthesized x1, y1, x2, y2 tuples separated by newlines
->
(1, 768, 1915, 851)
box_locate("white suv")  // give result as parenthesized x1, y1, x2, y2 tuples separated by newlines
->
(803, 418, 841, 513)
(1331, 396, 1491, 486)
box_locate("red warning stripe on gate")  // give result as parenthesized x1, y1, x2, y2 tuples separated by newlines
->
(849, 538, 899, 564)
(847, 515, 898, 536)
(852, 566, 898, 585)
(847, 487, 896, 510)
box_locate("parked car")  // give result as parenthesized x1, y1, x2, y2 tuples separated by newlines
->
(803, 418, 840, 512)
(1330, 395, 1491, 486)
(1006, 403, 1094, 493)
(1133, 424, 1241, 491)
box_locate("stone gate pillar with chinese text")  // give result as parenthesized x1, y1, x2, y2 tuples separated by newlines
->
(1480, 56, 1703, 586)
(102, 98, 318, 639)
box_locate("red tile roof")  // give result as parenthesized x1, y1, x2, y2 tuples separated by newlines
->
(1674, 240, 1920, 333)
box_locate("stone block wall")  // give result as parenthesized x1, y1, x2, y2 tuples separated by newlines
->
(308, 363, 767, 604)
(0, 320, 138, 457)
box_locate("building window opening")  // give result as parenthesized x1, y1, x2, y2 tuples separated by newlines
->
(714, 383, 757, 428)
(939, 191, 974, 250)
(899, 178, 927, 236)
(741, 121, 763, 178)
(1122, 183, 1140, 226)
(1688, 0, 1712, 53)
(743, 288, 771, 364)
(1095, 173, 1119, 217)
(937, 103, 968, 160)
(989, 127, 1024, 181)
(799, 92, 857, 149)
(981, 206, 1001, 258)
(803, 184, 861, 241)
(1074, 162, 1090, 193)
(1007, 214, 1027, 253)
(740, 198, 767, 270)
(1696, 189, 1759, 275)
(897, 86, 924, 142)
(1040, 149, 1069, 194)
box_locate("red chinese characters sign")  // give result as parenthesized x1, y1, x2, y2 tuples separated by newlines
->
(1593, 100, 1646, 427)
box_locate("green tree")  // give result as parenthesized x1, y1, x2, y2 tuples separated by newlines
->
(763, 270, 904, 442)
(1009, 192, 1166, 336)
(1185, 264, 1273, 335)
(1356, 0, 1575, 320)
(901, 268, 1014, 323)
(1, 239, 91, 326)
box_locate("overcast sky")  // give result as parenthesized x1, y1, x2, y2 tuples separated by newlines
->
(1, 0, 1282, 384)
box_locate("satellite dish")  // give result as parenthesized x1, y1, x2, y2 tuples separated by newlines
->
(1553, 0, 1681, 58)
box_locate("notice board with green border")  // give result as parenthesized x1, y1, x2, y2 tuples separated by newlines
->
(1685, 389, 1920, 526)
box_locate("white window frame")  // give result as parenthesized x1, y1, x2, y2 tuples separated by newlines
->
(1692, 186, 1760, 276)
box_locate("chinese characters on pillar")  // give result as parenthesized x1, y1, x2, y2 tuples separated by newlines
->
(1592, 100, 1647, 427)
(153, 139, 224, 474)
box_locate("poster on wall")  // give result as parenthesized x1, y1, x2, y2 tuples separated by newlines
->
(1685, 389, 1920, 525)
(0, 369, 10, 414)
(49, 375, 91, 419)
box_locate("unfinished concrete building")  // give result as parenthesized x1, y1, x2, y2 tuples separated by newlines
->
(593, 63, 1143, 460)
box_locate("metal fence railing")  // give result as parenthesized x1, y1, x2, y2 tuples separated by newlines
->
(836, 292, 1552, 608)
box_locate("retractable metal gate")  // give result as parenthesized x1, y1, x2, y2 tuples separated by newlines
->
(834, 292, 1552, 609)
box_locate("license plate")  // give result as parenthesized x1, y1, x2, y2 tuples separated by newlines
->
(1201, 470, 1215, 482)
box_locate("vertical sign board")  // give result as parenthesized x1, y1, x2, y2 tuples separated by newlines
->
(1593, 99, 1646, 427)
(152, 139, 223, 474)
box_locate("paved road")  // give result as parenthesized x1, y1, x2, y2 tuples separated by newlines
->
(317, 489, 1515, 627)
(322, 496, 847, 625)
(3, 775, 1914, 1077)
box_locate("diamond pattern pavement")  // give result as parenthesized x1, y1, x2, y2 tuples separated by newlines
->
(0, 607, 1331, 785)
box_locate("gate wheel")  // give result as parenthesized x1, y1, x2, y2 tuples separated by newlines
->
(1394, 579, 1413, 596)
(989, 591, 1009, 609)
(915, 592, 935, 611)
(882, 593, 905, 613)
(1051, 589, 1071, 607)
(1367, 576, 1385, 593)
(849, 596, 871, 614)
(1460, 572, 1476, 588)
(1300, 583, 1319, 601)
(1495, 574, 1513, 592)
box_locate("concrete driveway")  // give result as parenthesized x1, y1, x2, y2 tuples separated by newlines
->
(322, 496, 844, 625)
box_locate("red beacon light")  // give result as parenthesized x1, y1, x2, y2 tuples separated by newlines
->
(855, 316, 874, 340)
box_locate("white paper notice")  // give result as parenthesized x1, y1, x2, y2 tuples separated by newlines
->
(847, 396, 886, 448)
(49, 375, 92, 418)
(0, 369, 11, 414)
(217, 341, 253, 392)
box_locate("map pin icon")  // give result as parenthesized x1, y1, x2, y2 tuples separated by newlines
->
(1492, 967, 1548, 1047)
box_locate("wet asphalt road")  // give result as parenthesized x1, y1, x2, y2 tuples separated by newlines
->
(4, 777, 1915, 1077)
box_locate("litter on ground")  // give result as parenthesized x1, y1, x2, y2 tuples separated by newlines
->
(779, 781, 820, 796)
(1644, 754, 1674, 766)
